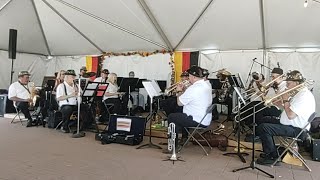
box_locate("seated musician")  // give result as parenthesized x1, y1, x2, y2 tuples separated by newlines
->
(103, 73, 122, 115)
(161, 71, 189, 116)
(212, 69, 233, 121)
(127, 71, 144, 112)
(242, 68, 286, 127)
(94, 69, 109, 83)
(8, 71, 33, 127)
(56, 69, 93, 133)
(164, 66, 212, 152)
(52, 70, 65, 94)
(256, 70, 315, 165)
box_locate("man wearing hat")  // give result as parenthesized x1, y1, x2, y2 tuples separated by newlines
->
(180, 71, 189, 82)
(79, 66, 87, 78)
(8, 71, 33, 127)
(256, 70, 315, 165)
(56, 69, 78, 133)
(94, 69, 109, 83)
(165, 66, 212, 152)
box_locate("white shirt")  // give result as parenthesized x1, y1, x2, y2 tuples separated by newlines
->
(266, 81, 286, 98)
(280, 87, 315, 130)
(56, 82, 78, 106)
(8, 81, 31, 100)
(179, 79, 213, 126)
(94, 77, 107, 83)
(104, 83, 119, 100)
(204, 79, 212, 89)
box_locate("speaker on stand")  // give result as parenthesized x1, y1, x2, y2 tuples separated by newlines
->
(8, 29, 17, 84)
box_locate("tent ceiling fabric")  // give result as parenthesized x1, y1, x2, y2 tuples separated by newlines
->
(0, 0, 320, 55)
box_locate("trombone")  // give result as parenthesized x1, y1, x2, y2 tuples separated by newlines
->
(234, 79, 314, 123)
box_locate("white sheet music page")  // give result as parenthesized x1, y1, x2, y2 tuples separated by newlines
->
(143, 81, 161, 98)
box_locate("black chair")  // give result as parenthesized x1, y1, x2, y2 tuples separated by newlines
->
(178, 104, 215, 156)
(271, 112, 317, 171)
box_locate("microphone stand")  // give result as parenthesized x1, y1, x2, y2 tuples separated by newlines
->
(232, 104, 274, 178)
(245, 59, 256, 85)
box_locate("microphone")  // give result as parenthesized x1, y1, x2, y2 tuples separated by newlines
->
(277, 62, 280, 68)
(252, 58, 257, 61)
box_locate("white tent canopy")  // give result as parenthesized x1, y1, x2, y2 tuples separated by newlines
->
(1, 0, 320, 55)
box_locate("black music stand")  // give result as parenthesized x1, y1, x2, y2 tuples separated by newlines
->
(72, 81, 102, 138)
(136, 80, 162, 150)
(223, 87, 249, 163)
(117, 77, 123, 87)
(232, 104, 274, 178)
(208, 78, 222, 90)
(156, 80, 167, 93)
(120, 78, 139, 115)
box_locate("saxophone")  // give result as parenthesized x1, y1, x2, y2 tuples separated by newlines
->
(29, 82, 38, 108)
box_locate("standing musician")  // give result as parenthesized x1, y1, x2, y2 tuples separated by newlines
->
(56, 69, 93, 133)
(103, 73, 123, 115)
(164, 66, 212, 152)
(94, 69, 109, 83)
(8, 71, 33, 127)
(256, 70, 315, 165)
(212, 69, 233, 121)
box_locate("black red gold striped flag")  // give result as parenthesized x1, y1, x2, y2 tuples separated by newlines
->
(174, 51, 199, 82)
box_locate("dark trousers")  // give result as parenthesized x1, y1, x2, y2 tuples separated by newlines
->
(160, 96, 182, 116)
(16, 102, 32, 120)
(104, 98, 121, 115)
(241, 101, 281, 126)
(256, 120, 302, 157)
(212, 96, 232, 118)
(60, 104, 93, 130)
(168, 113, 207, 145)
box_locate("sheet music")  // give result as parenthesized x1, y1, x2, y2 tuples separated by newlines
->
(143, 81, 161, 98)
(83, 90, 95, 96)
(87, 83, 99, 89)
(151, 80, 162, 94)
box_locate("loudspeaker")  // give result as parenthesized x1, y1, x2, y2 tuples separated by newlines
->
(8, 29, 17, 59)
(312, 138, 320, 161)
(0, 95, 7, 117)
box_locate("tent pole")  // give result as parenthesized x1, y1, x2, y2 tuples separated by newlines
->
(31, 0, 52, 56)
(174, 0, 215, 50)
(0, 0, 13, 12)
(259, 0, 267, 74)
(52, 0, 168, 50)
(137, 0, 172, 51)
(42, 0, 104, 53)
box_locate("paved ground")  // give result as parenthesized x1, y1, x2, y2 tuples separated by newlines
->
(0, 116, 319, 180)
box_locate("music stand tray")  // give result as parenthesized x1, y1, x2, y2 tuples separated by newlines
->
(208, 79, 222, 89)
(156, 80, 167, 93)
(119, 78, 139, 92)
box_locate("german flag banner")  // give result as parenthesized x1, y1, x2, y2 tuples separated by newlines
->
(174, 51, 199, 82)
(86, 56, 100, 81)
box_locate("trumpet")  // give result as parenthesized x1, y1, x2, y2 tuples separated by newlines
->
(164, 80, 190, 95)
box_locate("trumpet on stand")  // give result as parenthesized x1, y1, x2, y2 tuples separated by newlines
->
(163, 123, 185, 164)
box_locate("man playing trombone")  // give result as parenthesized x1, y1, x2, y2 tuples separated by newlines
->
(256, 70, 315, 165)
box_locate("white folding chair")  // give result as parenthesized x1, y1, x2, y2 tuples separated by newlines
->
(178, 104, 215, 156)
(10, 102, 25, 125)
(272, 112, 317, 171)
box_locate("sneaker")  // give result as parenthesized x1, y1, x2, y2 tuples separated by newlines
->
(26, 120, 33, 127)
(256, 156, 280, 166)
(60, 127, 70, 133)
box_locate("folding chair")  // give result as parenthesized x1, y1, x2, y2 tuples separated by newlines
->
(178, 104, 215, 156)
(10, 103, 25, 125)
(272, 112, 317, 171)
(103, 101, 115, 120)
